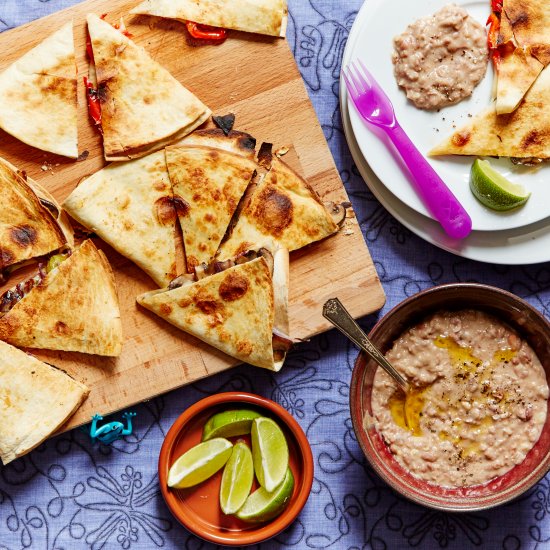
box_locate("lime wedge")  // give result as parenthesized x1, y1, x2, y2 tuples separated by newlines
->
(167, 438, 232, 489)
(236, 467, 294, 523)
(470, 159, 530, 211)
(219, 440, 254, 514)
(202, 409, 262, 441)
(251, 417, 289, 492)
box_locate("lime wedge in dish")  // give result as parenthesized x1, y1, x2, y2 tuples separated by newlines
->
(202, 409, 262, 441)
(219, 440, 254, 515)
(470, 159, 530, 211)
(167, 438, 232, 489)
(251, 417, 289, 492)
(236, 467, 294, 523)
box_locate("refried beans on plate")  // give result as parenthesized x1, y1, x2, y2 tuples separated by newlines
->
(371, 310, 548, 488)
(392, 4, 488, 110)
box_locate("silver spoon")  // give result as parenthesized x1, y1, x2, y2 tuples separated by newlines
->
(322, 298, 410, 394)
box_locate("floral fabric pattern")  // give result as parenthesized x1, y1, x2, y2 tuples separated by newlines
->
(1, 1, 550, 549)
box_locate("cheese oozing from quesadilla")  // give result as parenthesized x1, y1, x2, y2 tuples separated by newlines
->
(130, 0, 288, 38)
(0, 340, 88, 465)
(0, 22, 78, 158)
(166, 145, 257, 272)
(0, 159, 68, 277)
(86, 13, 211, 161)
(0, 240, 123, 356)
(63, 151, 179, 287)
(217, 153, 338, 260)
(137, 247, 290, 371)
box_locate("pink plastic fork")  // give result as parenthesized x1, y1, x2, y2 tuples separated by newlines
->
(343, 59, 472, 239)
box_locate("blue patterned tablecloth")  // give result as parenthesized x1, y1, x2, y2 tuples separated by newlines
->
(2, 1, 550, 549)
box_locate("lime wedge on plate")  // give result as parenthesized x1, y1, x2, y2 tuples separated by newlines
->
(219, 440, 254, 514)
(202, 409, 262, 441)
(251, 417, 289, 492)
(470, 159, 530, 211)
(236, 467, 294, 523)
(167, 438, 232, 489)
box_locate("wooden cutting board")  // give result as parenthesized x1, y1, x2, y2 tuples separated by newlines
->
(0, 0, 385, 430)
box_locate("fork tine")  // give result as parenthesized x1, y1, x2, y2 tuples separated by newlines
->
(342, 68, 356, 97)
(356, 59, 373, 87)
(348, 62, 364, 95)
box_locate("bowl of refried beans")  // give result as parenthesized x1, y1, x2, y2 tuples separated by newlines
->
(350, 283, 550, 511)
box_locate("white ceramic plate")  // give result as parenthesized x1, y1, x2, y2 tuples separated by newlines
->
(341, 1, 550, 265)
(347, 0, 549, 232)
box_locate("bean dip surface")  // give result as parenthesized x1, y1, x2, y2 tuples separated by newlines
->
(371, 310, 548, 488)
(392, 4, 488, 110)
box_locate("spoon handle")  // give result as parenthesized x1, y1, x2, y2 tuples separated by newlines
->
(322, 298, 409, 392)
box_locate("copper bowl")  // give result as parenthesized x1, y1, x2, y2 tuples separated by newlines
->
(158, 392, 314, 545)
(350, 283, 550, 511)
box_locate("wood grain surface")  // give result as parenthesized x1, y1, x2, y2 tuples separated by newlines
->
(0, 0, 385, 430)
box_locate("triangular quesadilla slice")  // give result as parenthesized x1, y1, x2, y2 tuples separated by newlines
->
(490, 0, 550, 114)
(166, 145, 257, 272)
(217, 148, 338, 260)
(0, 22, 78, 158)
(0, 240, 123, 356)
(131, 0, 288, 38)
(429, 64, 550, 159)
(0, 159, 68, 278)
(137, 247, 291, 371)
(63, 151, 178, 287)
(86, 13, 210, 161)
(0, 340, 88, 465)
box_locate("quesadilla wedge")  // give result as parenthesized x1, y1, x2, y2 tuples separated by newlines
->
(166, 145, 257, 272)
(86, 13, 210, 161)
(63, 151, 178, 287)
(0, 240, 123, 356)
(0, 159, 68, 278)
(0, 340, 88, 465)
(137, 247, 291, 371)
(429, 64, 550, 159)
(489, 0, 550, 114)
(131, 0, 288, 38)
(0, 21, 78, 158)
(217, 148, 338, 260)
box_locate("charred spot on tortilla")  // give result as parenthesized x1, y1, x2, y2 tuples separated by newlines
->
(173, 196, 191, 217)
(11, 225, 38, 248)
(257, 142, 273, 170)
(521, 129, 546, 150)
(452, 131, 471, 147)
(0, 247, 15, 269)
(253, 186, 293, 237)
(159, 303, 172, 316)
(213, 113, 235, 136)
(195, 299, 219, 314)
(508, 10, 529, 30)
(219, 272, 249, 302)
(55, 321, 69, 335)
(154, 196, 179, 225)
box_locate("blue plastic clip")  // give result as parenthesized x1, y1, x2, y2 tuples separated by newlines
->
(90, 412, 136, 445)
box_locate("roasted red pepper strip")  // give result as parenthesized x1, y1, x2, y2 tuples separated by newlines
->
(185, 21, 227, 41)
(491, 0, 503, 13)
(84, 77, 103, 133)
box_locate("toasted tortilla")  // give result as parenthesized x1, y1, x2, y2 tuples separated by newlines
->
(166, 145, 257, 271)
(430, 64, 550, 159)
(0, 340, 88, 465)
(0, 159, 67, 273)
(0, 240, 123, 356)
(180, 129, 257, 160)
(137, 250, 289, 371)
(86, 14, 210, 161)
(494, 0, 550, 114)
(63, 151, 178, 287)
(131, 0, 288, 38)
(0, 22, 78, 158)
(217, 154, 338, 259)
